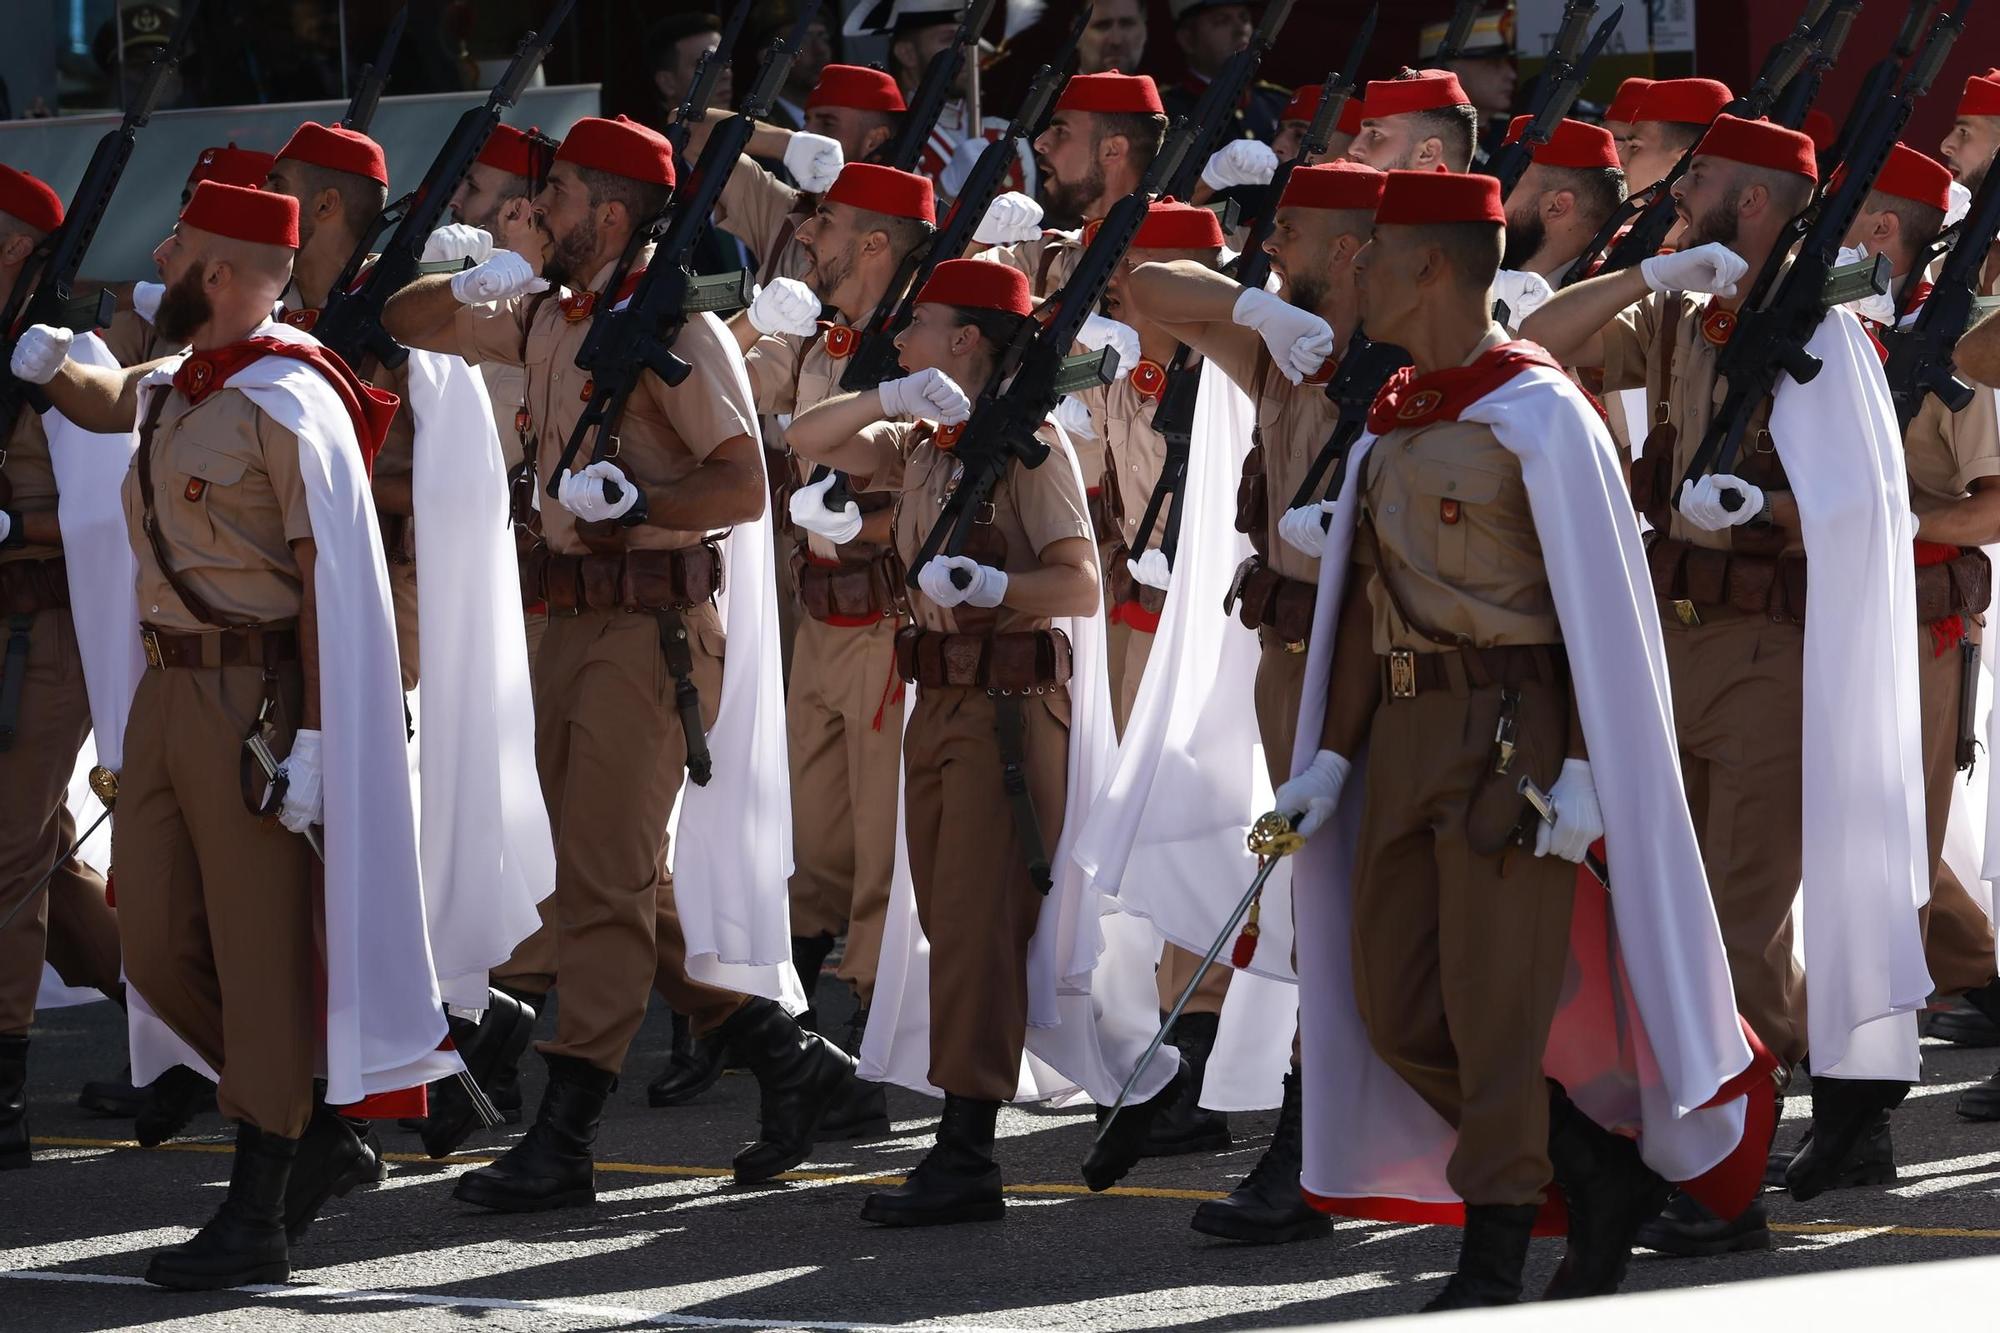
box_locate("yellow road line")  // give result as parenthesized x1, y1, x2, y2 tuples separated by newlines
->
(31, 1135, 2000, 1232)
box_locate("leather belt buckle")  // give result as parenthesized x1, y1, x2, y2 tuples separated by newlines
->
(141, 628, 164, 670)
(1284, 639, 1307, 655)
(1671, 598, 1701, 628)
(1388, 648, 1418, 699)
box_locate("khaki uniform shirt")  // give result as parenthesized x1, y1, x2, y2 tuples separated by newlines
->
(717, 157, 813, 287)
(2, 412, 59, 564)
(102, 308, 171, 370)
(1906, 381, 2000, 506)
(453, 253, 759, 558)
(854, 418, 1092, 634)
(1253, 356, 1343, 585)
(746, 325, 889, 566)
(1081, 368, 1173, 547)
(120, 387, 313, 631)
(1360, 330, 1562, 654)
(980, 228, 1083, 300)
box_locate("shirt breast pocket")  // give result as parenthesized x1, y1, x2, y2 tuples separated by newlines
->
(1408, 458, 1503, 581)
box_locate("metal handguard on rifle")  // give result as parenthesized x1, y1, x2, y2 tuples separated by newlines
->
(1825, 2, 1939, 174)
(1769, 0, 1861, 130)
(663, 0, 755, 160)
(882, 0, 998, 171)
(548, 4, 816, 502)
(314, 0, 577, 374)
(1484, 4, 1622, 199)
(1288, 336, 1412, 515)
(1161, 0, 1296, 200)
(1679, 3, 1967, 502)
(0, 0, 201, 445)
(340, 2, 409, 133)
(1562, 0, 1831, 287)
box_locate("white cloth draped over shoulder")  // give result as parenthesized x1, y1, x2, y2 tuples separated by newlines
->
(122, 321, 458, 1103)
(1289, 361, 1759, 1215)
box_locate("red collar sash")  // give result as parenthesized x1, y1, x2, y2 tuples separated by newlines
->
(1367, 340, 1565, 434)
(172, 337, 400, 471)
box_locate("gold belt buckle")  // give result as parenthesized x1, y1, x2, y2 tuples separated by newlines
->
(1671, 598, 1701, 628)
(141, 628, 163, 670)
(1284, 638, 1307, 655)
(1388, 648, 1418, 699)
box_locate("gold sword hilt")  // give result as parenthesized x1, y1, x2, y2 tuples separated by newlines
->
(1247, 810, 1306, 860)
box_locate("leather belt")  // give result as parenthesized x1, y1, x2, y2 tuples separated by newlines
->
(523, 541, 724, 614)
(140, 621, 301, 671)
(894, 625, 1073, 693)
(1646, 538, 1807, 627)
(793, 548, 902, 625)
(1382, 643, 1565, 701)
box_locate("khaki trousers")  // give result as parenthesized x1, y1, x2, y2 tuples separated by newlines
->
(389, 559, 419, 691)
(1254, 629, 1309, 788)
(1915, 628, 1998, 994)
(1107, 619, 1156, 735)
(533, 605, 746, 1073)
(0, 609, 122, 1034)
(1663, 614, 1808, 1069)
(1350, 674, 1577, 1206)
(494, 607, 555, 996)
(784, 613, 902, 1005)
(114, 661, 315, 1137)
(903, 685, 1069, 1101)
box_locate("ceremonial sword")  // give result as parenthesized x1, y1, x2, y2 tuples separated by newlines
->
(1093, 811, 1306, 1142)
(1517, 775, 1610, 886)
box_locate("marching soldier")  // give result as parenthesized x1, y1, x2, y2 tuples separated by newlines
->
(1620, 79, 1732, 197)
(1345, 69, 1480, 175)
(0, 165, 127, 1168)
(1940, 67, 2000, 190)
(1489, 117, 1626, 328)
(382, 115, 859, 1208)
(1600, 77, 1655, 171)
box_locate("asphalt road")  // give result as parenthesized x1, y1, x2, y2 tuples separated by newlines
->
(6, 992, 2000, 1332)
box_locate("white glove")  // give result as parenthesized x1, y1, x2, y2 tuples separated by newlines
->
(783, 131, 844, 193)
(748, 277, 822, 337)
(450, 250, 550, 304)
(1640, 242, 1747, 297)
(917, 555, 1008, 609)
(1232, 287, 1333, 384)
(8, 324, 71, 385)
(1201, 138, 1279, 191)
(879, 367, 971, 424)
(1534, 757, 1604, 865)
(1127, 547, 1172, 591)
(1676, 474, 1765, 530)
(974, 191, 1045, 246)
(1051, 393, 1096, 440)
(1492, 269, 1553, 323)
(1277, 503, 1332, 559)
(1078, 314, 1140, 380)
(557, 460, 641, 522)
(1948, 179, 1973, 229)
(422, 223, 494, 266)
(132, 281, 164, 326)
(0, 509, 12, 546)
(1273, 749, 1352, 839)
(788, 473, 864, 544)
(275, 728, 324, 835)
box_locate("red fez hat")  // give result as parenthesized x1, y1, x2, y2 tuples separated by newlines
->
(1363, 71, 1470, 120)
(1959, 70, 2000, 119)
(1802, 110, 1835, 154)
(825, 163, 937, 223)
(1279, 86, 1367, 139)
(1502, 116, 1621, 171)
(276, 122, 389, 185)
(1634, 78, 1733, 127)
(181, 180, 301, 249)
(477, 124, 549, 179)
(1339, 98, 1366, 138)
(807, 64, 907, 113)
(1604, 77, 1655, 125)
(1871, 142, 1954, 213)
(915, 259, 1033, 316)
(1133, 200, 1225, 250)
(187, 144, 277, 191)
(0, 164, 64, 234)
(1375, 170, 1505, 226)
(555, 115, 676, 188)
(1279, 161, 1386, 212)
(1055, 73, 1166, 116)
(1693, 113, 1818, 183)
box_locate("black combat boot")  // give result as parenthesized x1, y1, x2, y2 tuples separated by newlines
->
(861, 1095, 1005, 1226)
(817, 1006, 891, 1141)
(134, 1065, 217, 1148)
(283, 1093, 368, 1243)
(1421, 1203, 1539, 1310)
(791, 934, 837, 1032)
(1082, 1059, 1188, 1191)
(418, 988, 538, 1158)
(453, 1054, 614, 1212)
(1140, 1012, 1230, 1158)
(1542, 1086, 1672, 1299)
(144, 1121, 296, 1290)
(1959, 1067, 2000, 1120)
(1785, 1077, 1909, 1202)
(1191, 1068, 1332, 1244)
(1927, 981, 2000, 1046)
(726, 998, 858, 1183)
(1635, 1192, 1772, 1256)
(0, 1035, 28, 1170)
(647, 1010, 728, 1108)
(1766, 1111, 1896, 1189)
(77, 1064, 145, 1118)
(487, 984, 543, 1124)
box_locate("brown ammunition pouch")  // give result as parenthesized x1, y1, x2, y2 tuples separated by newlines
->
(377, 511, 416, 566)
(894, 625, 1073, 693)
(0, 555, 70, 615)
(523, 541, 725, 614)
(1225, 554, 1316, 645)
(1085, 487, 1118, 541)
(1646, 538, 1808, 626)
(1103, 540, 1169, 618)
(792, 546, 903, 625)
(1915, 547, 1992, 626)
(1236, 439, 1270, 557)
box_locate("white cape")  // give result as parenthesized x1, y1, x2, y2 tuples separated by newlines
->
(1291, 362, 1756, 1210)
(125, 322, 458, 1103)
(403, 349, 555, 1011)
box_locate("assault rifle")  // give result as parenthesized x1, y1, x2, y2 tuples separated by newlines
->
(884, 0, 998, 171)
(1424, 0, 1482, 68)
(548, 0, 819, 501)
(664, 0, 755, 160)
(0, 0, 201, 446)
(1562, 0, 1830, 287)
(1880, 120, 2000, 431)
(340, 2, 409, 133)
(1289, 335, 1412, 514)
(1770, 0, 1861, 130)
(1163, 0, 1297, 200)
(315, 0, 577, 373)
(1485, 4, 1622, 198)
(1825, 1, 1938, 176)
(1679, 1, 1968, 500)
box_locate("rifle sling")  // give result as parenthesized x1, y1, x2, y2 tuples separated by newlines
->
(992, 694, 1054, 895)
(655, 608, 713, 787)
(136, 388, 261, 632)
